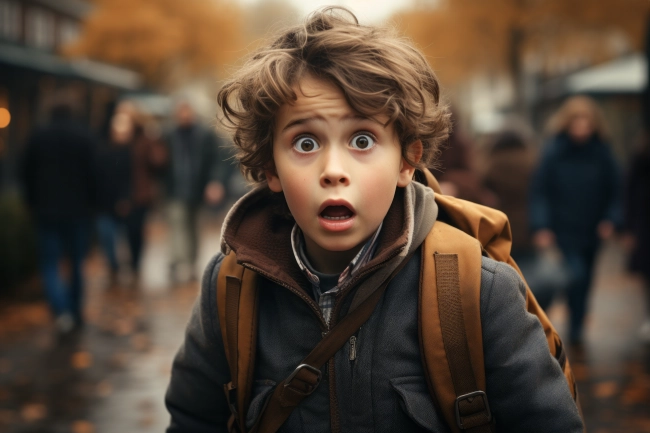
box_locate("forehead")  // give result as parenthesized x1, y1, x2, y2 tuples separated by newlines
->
(276, 76, 351, 123)
(274, 75, 388, 131)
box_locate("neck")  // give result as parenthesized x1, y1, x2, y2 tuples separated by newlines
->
(303, 236, 364, 274)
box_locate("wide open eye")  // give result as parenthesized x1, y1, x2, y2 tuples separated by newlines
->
(350, 134, 376, 150)
(293, 136, 320, 153)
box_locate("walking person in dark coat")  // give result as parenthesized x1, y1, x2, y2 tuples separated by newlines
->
(530, 95, 622, 344)
(95, 101, 167, 285)
(163, 100, 226, 283)
(22, 103, 96, 333)
(623, 139, 650, 342)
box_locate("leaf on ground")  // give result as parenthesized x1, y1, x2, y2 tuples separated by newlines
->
(71, 420, 95, 433)
(20, 403, 47, 422)
(593, 381, 619, 398)
(71, 352, 93, 370)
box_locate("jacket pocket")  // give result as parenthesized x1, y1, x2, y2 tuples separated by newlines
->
(245, 380, 276, 430)
(390, 376, 451, 433)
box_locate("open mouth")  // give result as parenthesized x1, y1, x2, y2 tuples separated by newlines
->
(320, 205, 354, 220)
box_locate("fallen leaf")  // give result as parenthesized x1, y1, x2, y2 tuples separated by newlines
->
(71, 352, 93, 370)
(71, 420, 95, 433)
(20, 403, 47, 422)
(593, 381, 619, 399)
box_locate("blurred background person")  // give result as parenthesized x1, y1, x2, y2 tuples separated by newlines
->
(20, 102, 96, 333)
(430, 110, 497, 206)
(95, 101, 166, 287)
(162, 100, 226, 284)
(623, 137, 650, 342)
(530, 95, 622, 344)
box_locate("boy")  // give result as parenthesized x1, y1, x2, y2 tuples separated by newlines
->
(165, 7, 583, 433)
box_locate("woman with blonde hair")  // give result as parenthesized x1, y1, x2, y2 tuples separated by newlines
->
(530, 95, 622, 344)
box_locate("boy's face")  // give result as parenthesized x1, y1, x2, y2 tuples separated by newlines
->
(268, 75, 419, 271)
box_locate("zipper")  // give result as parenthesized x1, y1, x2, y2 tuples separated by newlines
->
(349, 335, 357, 361)
(242, 263, 328, 330)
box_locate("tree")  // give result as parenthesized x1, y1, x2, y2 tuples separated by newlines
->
(65, 0, 245, 89)
(392, 0, 650, 109)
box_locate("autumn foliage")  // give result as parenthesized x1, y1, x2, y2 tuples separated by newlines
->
(392, 0, 650, 86)
(65, 0, 244, 88)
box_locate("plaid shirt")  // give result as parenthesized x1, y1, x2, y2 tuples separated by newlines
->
(291, 223, 382, 327)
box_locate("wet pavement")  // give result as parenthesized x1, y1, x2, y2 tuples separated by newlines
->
(0, 211, 649, 432)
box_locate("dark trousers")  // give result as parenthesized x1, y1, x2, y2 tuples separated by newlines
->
(96, 206, 148, 274)
(37, 220, 89, 321)
(558, 242, 599, 341)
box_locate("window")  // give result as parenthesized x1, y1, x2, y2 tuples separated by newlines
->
(0, 0, 21, 41)
(25, 6, 55, 49)
(58, 18, 79, 47)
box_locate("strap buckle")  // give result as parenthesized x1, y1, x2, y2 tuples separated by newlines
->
(455, 390, 492, 429)
(283, 364, 322, 396)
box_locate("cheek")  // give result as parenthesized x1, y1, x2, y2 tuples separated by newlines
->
(358, 169, 398, 218)
(280, 173, 314, 215)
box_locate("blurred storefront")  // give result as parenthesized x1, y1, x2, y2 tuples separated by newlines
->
(0, 0, 141, 189)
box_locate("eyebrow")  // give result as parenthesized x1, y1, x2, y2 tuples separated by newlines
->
(280, 113, 383, 132)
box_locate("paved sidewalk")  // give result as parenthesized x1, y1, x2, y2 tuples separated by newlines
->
(0, 214, 649, 432)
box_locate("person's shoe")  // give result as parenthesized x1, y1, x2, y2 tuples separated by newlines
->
(638, 320, 650, 343)
(55, 313, 75, 335)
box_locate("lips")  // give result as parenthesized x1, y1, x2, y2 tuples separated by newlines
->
(318, 200, 356, 232)
(318, 200, 355, 218)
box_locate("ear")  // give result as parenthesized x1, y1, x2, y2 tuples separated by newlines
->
(397, 140, 423, 187)
(266, 169, 283, 192)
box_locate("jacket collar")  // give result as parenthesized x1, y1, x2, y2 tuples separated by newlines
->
(220, 178, 437, 294)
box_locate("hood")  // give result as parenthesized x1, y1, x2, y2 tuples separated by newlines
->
(220, 178, 438, 308)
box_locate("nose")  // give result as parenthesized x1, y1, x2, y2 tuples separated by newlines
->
(320, 146, 350, 187)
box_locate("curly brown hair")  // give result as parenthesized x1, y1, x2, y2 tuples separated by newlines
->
(217, 6, 451, 183)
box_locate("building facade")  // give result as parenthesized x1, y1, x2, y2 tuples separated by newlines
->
(0, 0, 141, 188)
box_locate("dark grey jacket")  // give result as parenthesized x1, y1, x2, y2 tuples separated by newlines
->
(165, 184, 583, 433)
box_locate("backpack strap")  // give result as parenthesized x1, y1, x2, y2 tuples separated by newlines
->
(419, 168, 579, 406)
(217, 252, 259, 433)
(420, 221, 495, 433)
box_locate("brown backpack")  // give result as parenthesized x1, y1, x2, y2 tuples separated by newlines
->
(216, 169, 580, 433)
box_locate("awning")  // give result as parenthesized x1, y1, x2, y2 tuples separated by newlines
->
(0, 42, 141, 90)
(542, 54, 646, 99)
